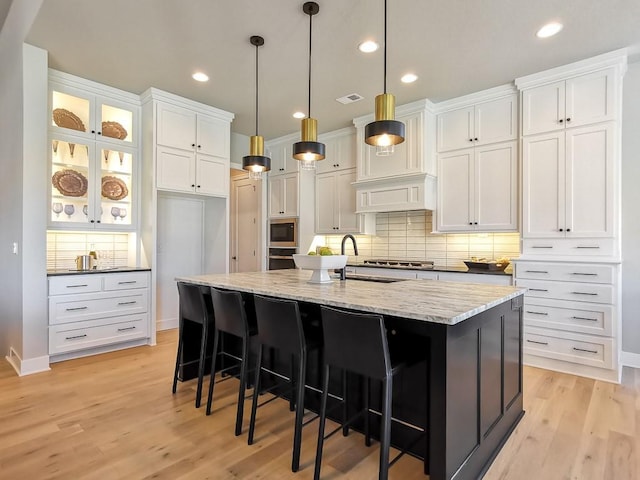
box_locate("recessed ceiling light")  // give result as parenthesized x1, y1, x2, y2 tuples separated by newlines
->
(401, 73, 418, 84)
(293, 111, 306, 119)
(536, 22, 563, 38)
(358, 41, 379, 53)
(192, 72, 209, 82)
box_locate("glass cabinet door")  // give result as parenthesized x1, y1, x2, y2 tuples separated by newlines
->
(51, 89, 93, 138)
(99, 145, 133, 227)
(98, 100, 135, 145)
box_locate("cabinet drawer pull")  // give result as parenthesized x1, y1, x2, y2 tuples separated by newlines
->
(531, 246, 553, 249)
(118, 281, 137, 285)
(576, 246, 601, 249)
(571, 272, 598, 276)
(117, 326, 137, 332)
(65, 334, 88, 340)
(526, 310, 548, 316)
(118, 301, 137, 306)
(66, 284, 88, 288)
(571, 292, 598, 296)
(525, 270, 549, 274)
(572, 316, 598, 322)
(529, 288, 548, 292)
(65, 306, 88, 311)
(572, 347, 598, 354)
(527, 339, 549, 346)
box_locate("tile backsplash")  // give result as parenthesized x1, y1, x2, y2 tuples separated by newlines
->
(46, 231, 131, 270)
(322, 211, 520, 270)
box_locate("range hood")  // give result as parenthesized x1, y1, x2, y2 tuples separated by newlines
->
(352, 99, 437, 213)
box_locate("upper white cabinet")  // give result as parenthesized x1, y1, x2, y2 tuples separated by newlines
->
(316, 127, 356, 174)
(265, 133, 299, 176)
(520, 68, 618, 137)
(48, 70, 140, 231)
(143, 89, 233, 197)
(437, 94, 517, 152)
(522, 123, 615, 239)
(437, 141, 517, 232)
(269, 173, 298, 217)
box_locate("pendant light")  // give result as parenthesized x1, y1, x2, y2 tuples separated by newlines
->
(243, 35, 271, 179)
(364, 0, 405, 156)
(292, 1, 325, 170)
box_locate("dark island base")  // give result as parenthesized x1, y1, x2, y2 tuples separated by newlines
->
(178, 291, 524, 480)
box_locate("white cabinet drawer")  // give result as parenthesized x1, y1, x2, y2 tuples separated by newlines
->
(103, 272, 149, 291)
(523, 297, 613, 336)
(524, 326, 614, 369)
(515, 262, 614, 284)
(437, 271, 512, 286)
(49, 314, 149, 355)
(50, 290, 149, 325)
(353, 267, 418, 279)
(517, 278, 613, 304)
(522, 238, 616, 257)
(49, 275, 102, 295)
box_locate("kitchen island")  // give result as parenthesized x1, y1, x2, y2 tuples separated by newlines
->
(177, 269, 525, 480)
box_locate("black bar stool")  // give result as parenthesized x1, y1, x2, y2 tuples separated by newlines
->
(172, 282, 214, 409)
(206, 287, 258, 436)
(247, 294, 321, 472)
(314, 306, 414, 480)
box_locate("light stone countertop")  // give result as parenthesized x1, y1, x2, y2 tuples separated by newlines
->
(176, 270, 525, 326)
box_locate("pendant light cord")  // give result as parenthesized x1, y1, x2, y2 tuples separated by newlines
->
(383, 0, 387, 94)
(255, 42, 259, 136)
(307, 10, 313, 117)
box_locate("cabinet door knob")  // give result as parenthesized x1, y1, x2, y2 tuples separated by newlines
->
(96, 220, 101, 223)
(566, 228, 571, 232)
(469, 222, 473, 225)
(474, 138, 478, 141)
(559, 228, 564, 232)
(469, 138, 473, 142)
(90, 220, 95, 223)
(97, 131, 102, 135)
(559, 119, 564, 123)
(191, 143, 196, 147)
(232, 256, 237, 260)
(191, 184, 195, 187)
(566, 118, 571, 122)
(197, 145, 202, 149)
(474, 222, 478, 225)
(91, 130, 96, 134)
(336, 163, 340, 167)
(197, 185, 201, 188)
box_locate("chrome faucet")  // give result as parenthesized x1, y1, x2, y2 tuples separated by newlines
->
(340, 234, 358, 280)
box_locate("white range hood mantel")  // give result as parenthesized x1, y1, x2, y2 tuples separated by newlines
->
(352, 99, 437, 213)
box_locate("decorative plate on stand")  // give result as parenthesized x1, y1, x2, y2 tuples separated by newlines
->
(101, 175, 128, 200)
(52, 169, 88, 197)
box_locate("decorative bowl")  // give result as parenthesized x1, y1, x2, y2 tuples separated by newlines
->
(293, 254, 348, 284)
(463, 260, 510, 272)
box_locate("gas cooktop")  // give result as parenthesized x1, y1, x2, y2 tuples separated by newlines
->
(361, 259, 435, 270)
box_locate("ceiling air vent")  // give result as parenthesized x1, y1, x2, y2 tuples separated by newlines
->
(336, 93, 364, 104)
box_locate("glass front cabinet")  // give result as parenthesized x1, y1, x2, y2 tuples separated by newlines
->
(48, 71, 140, 231)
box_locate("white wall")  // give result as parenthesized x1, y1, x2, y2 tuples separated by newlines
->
(621, 60, 640, 355)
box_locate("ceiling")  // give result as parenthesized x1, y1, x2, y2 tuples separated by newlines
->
(24, 0, 640, 140)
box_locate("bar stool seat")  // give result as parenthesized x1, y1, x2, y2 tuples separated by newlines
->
(205, 287, 258, 436)
(314, 305, 421, 480)
(172, 282, 214, 409)
(247, 294, 321, 472)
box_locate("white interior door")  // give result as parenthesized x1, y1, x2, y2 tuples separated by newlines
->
(157, 194, 204, 328)
(231, 176, 260, 273)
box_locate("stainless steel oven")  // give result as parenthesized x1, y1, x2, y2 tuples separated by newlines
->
(269, 218, 298, 248)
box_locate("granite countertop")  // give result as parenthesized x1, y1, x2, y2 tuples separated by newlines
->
(177, 269, 524, 326)
(347, 262, 513, 276)
(47, 267, 151, 276)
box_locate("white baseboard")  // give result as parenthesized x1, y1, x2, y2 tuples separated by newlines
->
(157, 317, 178, 331)
(621, 351, 640, 369)
(5, 347, 50, 376)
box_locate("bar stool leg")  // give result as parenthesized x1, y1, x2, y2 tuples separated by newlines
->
(379, 375, 393, 480)
(195, 321, 208, 408)
(289, 354, 296, 412)
(292, 353, 306, 472)
(248, 345, 263, 445)
(172, 318, 183, 394)
(205, 328, 220, 416)
(342, 369, 349, 437)
(235, 337, 250, 436)
(314, 364, 331, 480)
(365, 377, 371, 447)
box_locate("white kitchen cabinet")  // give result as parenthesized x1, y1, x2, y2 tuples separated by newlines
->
(269, 173, 298, 217)
(155, 101, 230, 197)
(316, 127, 356, 174)
(437, 94, 517, 152)
(265, 133, 299, 176)
(521, 68, 616, 136)
(48, 71, 140, 231)
(437, 141, 517, 232)
(522, 123, 614, 239)
(48, 271, 151, 359)
(316, 168, 372, 234)
(351, 266, 512, 285)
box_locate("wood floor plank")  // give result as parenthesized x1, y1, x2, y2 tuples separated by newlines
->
(1, 330, 639, 479)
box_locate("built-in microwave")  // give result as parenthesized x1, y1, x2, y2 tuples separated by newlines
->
(269, 218, 298, 247)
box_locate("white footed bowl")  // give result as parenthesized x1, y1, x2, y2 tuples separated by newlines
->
(292, 254, 348, 283)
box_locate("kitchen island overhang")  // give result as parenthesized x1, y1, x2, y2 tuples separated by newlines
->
(177, 270, 526, 480)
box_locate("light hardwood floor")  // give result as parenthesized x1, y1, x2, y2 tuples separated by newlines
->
(0, 330, 638, 479)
